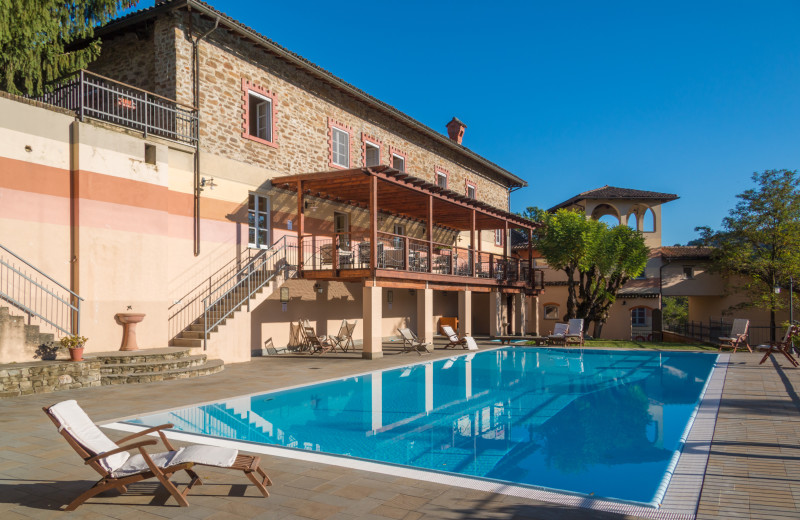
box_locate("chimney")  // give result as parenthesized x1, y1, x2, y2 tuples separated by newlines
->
(446, 117, 467, 145)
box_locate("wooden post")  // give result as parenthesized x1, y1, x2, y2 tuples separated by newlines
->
(528, 228, 533, 285)
(503, 221, 509, 259)
(369, 175, 378, 273)
(404, 236, 409, 271)
(427, 194, 433, 273)
(470, 209, 476, 277)
(297, 180, 304, 271)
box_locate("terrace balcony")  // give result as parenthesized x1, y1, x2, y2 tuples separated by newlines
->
(271, 166, 543, 294)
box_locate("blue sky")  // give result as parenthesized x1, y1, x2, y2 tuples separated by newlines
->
(128, 1, 800, 246)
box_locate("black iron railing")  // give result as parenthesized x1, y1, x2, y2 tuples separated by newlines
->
(35, 70, 198, 146)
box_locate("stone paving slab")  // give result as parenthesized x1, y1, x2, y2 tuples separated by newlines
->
(1, 344, 799, 519)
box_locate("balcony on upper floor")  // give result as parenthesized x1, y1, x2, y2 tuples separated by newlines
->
(33, 70, 198, 147)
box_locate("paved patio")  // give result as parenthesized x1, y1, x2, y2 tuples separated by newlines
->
(0, 343, 798, 520)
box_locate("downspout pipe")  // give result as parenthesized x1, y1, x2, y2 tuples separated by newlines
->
(191, 14, 219, 256)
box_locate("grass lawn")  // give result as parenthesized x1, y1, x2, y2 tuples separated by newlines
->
(526, 339, 719, 351)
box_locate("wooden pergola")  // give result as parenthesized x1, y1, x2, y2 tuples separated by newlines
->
(271, 165, 539, 289)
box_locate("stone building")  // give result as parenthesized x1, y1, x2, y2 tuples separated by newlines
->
(0, 0, 542, 363)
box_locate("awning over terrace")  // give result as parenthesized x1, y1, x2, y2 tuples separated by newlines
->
(271, 165, 537, 231)
(270, 165, 540, 290)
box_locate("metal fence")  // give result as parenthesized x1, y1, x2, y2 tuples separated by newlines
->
(35, 70, 198, 146)
(665, 318, 791, 346)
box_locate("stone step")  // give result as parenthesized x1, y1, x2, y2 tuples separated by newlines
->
(169, 337, 203, 348)
(99, 354, 208, 375)
(178, 330, 211, 340)
(101, 359, 224, 385)
(85, 347, 194, 364)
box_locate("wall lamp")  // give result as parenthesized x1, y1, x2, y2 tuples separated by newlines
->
(313, 282, 323, 294)
(199, 177, 217, 191)
(304, 199, 319, 211)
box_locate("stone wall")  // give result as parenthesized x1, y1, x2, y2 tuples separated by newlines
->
(100, 12, 513, 211)
(0, 361, 102, 399)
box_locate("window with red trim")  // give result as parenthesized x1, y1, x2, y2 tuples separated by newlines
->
(466, 181, 477, 199)
(328, 119, 352, 169)
(362, 134, 382, 167)
(389, 146, 406, 172)
(435, 169, 448, 189)
(241, 79, 277, 148)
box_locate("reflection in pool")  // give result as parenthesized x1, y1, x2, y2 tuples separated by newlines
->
(127, 348, 717, 506)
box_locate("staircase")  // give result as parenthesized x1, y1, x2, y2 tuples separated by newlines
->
(0, 243, 82, 363)
(169, 236, 296, 350)
(0, 307, 57, 361)
(87, 347, 224, 385)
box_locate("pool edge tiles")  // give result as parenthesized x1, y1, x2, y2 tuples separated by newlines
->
(103, 349, 728, 520)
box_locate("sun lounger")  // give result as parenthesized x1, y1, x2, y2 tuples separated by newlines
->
(43, 400, 271, 510)
(399, 327, 432, 355)
(719, 318, 751, 353)
(756, 325, 799, 367)
(328, 320, 356, 352)
(441, 325, 467, 349)
(565, 318, 584, 346)
(547, 322, 569, 346)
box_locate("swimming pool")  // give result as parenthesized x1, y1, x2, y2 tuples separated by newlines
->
(124, 348, 718, 507)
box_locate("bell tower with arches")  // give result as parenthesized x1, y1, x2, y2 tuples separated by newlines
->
(549, 186, 678, 249)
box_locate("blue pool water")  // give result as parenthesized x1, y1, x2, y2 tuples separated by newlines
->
(127, 348, 718, 505)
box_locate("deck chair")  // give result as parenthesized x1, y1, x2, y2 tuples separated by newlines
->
(328, 320, 356, 352)
(565, 318, 584, 346)
(547, 322, 569, 346)
(719, 319, 751, 353)
(441, 325, 467, 349)
(399, 328, 432, 355)
(756, 325, 799, 367)
(303, 324, 333, 354)
(43, 400, 271, 511)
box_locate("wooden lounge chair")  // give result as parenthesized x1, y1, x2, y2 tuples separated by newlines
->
(441, 325, 467, 349)
(43, 400, 271, 511)
(547, 322, 569, 346)
(565, 318, 584, 346)
(719, 318, 751, 353)
(328, 320, 356, 352)
(756, 325, 799, 367)
(399, 327, 432, 355)
(303, 324, 333, 354)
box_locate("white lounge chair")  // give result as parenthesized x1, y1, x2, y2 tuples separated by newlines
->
(548, 322, 569, 346)
(565, 318, 584, 346)
(399, 328, 432, 355)
(43, 400, 271, 510)
(441, 325, 467, 349)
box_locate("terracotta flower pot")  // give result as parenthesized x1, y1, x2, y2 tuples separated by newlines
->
(69, 347, 84, 362)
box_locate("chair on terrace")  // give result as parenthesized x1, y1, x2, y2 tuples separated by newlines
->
(755, 325, 799, 367)
(547, 322, 569, 346)
(441, 325, 466, 349)
(565, 318, 585, 346)
(302, 323, 333, 354)
(399, 328, 432, 355)
(718, 318, 751, 353)
(43, 400, 271, 511)
(328, 320, 356, 352)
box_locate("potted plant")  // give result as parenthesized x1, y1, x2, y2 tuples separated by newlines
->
(60, 335, 88, 362)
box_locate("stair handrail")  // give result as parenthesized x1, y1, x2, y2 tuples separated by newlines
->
(0, 243, 83, 336)
(202, 236, 295, 350)
(168, 247, 261, 339)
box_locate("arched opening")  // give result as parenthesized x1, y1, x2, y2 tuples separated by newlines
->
(627, 212, 638, 231)
(598, 214, 620, 227)
(590, 203, 620, 227)
(642, 208, 655, 232)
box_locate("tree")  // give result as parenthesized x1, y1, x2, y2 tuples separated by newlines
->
(529, 208, 649, 337)
(696, 169, 800, 341)
(0, 1, 137, 96)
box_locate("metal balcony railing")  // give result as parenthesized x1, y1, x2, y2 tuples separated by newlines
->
(35, 70, 198, 146)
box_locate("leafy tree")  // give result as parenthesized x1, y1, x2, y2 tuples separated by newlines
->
(528, 208, 649, 337)
(0, 0, 137, 96)
(696, 169, 800, 341)
(661, 296, 688, 330)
